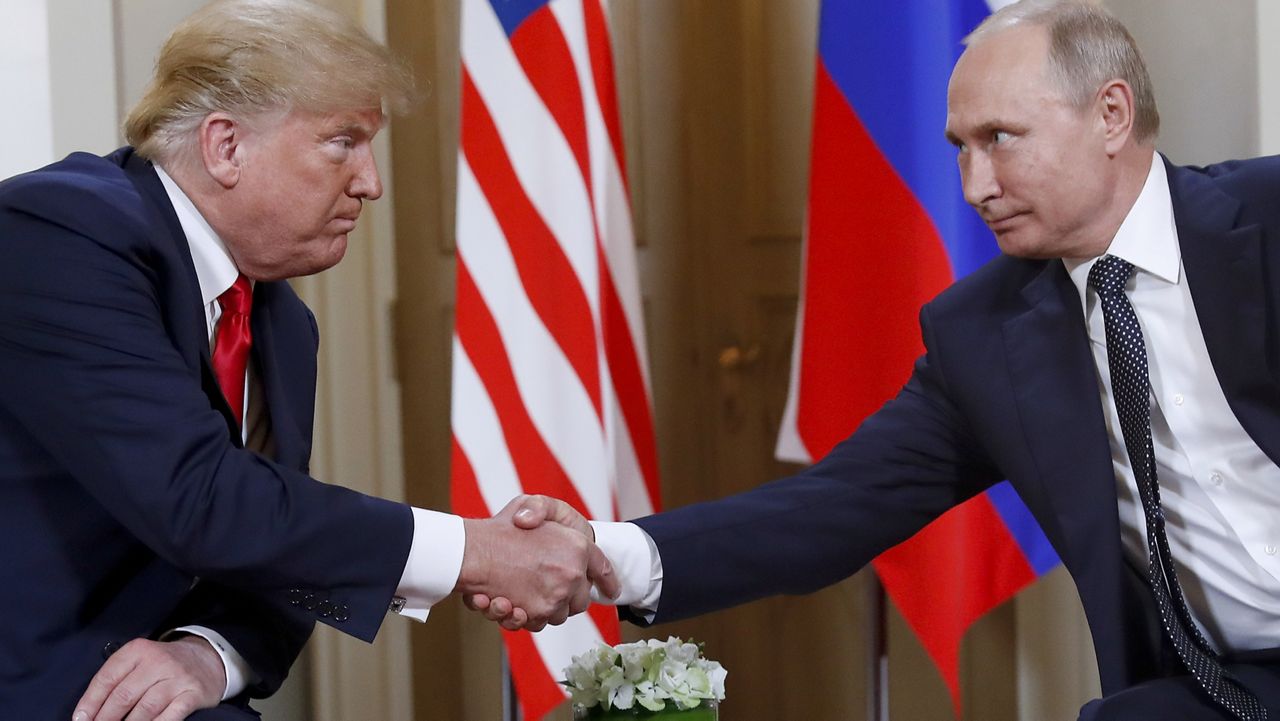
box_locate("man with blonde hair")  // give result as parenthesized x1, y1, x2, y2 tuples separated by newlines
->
(0, 2, 615, 719)
(489, 1, 1280, 718)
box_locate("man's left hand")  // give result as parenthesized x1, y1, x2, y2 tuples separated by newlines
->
(73, 636, 224, 721)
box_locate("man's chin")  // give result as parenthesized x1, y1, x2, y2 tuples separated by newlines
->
(993, 230, 1055, 260)
(254, 237, 349, 281)
(311, 234, 350, 274)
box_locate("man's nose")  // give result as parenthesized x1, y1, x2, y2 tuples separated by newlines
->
(961, 151, 1000, 207)
(351, 150, 383, 200)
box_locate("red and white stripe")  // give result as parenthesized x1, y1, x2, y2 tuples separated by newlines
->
(451, 0, 661, 717)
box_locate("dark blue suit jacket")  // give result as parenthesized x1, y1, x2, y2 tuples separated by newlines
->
(0, 149, 414, 718)
(632, 156, 1280, 698)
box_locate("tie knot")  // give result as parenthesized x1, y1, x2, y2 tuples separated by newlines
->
(217, 275, 253, 316)
(1087, 254, 1134, 297)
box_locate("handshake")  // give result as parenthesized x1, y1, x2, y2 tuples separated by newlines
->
(455, 495, 619, 632)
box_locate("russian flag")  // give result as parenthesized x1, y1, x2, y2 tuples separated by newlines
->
(774, 0, 1060, 715)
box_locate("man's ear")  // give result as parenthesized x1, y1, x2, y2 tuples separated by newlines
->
(1098, 79, 1136, 155)
(198, 113, 244, 189)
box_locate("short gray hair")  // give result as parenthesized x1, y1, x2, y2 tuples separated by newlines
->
(966, 0, 1159, 143)
(125, 0, 415, 167)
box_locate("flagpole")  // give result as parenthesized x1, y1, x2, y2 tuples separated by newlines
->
(867, 575, 889, 721)
(502, 647, 520, 721)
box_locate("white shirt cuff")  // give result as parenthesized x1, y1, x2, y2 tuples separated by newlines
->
(589, 521, 663, 620)
(166, 626, 251, 701)
(391, 507, 466, 622)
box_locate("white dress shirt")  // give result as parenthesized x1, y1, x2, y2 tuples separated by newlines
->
(1063, 154, 1280, 653)
(595, 153, 1280, 653)
(154, 167, 466, 699)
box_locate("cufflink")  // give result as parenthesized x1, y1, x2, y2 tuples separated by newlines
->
(389, 596, 407, 614)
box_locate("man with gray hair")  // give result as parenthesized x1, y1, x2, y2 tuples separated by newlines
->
(0, 1, 616, 720)
(488, 1, 1280, 717)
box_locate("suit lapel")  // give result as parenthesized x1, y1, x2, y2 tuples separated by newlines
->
(118, 150, 243, 445)
(1169, 159, 1280, 466)
(251, 282, 309, 468)
(1001, 261, 1121, 566)
(1001, 260, 1141, 686)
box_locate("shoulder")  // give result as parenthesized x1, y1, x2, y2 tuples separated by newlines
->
(1174, 154, 1280, 183)
(927, 253, 1049, 321)
(0, 149, 151, 243)
(1166, 154, 1280, 215)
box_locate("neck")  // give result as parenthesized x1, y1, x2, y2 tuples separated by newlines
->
(1068, 144, 1156, 261)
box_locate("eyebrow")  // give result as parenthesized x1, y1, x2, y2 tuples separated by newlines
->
(330, 113, 386, 138)
(332, 122, 375, 138)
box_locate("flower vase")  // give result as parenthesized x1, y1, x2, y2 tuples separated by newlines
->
(572, 700, 719, 720)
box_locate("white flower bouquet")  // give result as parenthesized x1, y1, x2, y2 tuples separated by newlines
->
(562, 637, 727, 719)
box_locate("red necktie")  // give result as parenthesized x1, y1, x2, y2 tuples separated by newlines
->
(213, 275, 253, 426)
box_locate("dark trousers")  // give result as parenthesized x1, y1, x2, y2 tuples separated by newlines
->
(187, 703, 262, 720)
(1078, 663, 1280, 721)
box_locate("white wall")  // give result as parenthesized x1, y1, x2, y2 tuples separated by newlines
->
(1259, 0, 1280, 156)
(47, 0, 119, 159)
(1110, 0, 1259, 164)
(0, 0, 119, 179)
(2, 0, 56, 178)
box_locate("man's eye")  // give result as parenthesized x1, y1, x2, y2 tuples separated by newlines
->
(992, 130, 1012, 144)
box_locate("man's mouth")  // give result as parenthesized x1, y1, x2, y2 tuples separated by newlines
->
(985, 211, 1029, 232)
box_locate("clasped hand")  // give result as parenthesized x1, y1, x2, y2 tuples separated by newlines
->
(457, 495, 613, 631)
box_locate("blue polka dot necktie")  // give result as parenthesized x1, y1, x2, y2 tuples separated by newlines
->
(1089, 255, 1266, 721)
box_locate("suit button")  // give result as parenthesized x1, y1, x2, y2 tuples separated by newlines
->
(288, 589, 303, 606)
(102, 641, 120, 659)
(317, 600, 332, 618)
(332, 604, 350, 623)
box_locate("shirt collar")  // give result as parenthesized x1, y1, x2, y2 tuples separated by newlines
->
(1063, 151, 1181, 305)
(154, 165, 241, 306)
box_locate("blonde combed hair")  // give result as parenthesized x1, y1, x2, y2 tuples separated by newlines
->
(125, 0, 415, 166)
(966, 0, 1160, 144)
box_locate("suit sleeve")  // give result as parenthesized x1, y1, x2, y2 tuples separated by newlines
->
(162, 581, 313, 698)
(0, 190, 412, 642)
(630, 303, 1002, 624)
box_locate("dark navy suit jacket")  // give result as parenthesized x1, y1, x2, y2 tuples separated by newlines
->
(0, 148, 413, 718)
(632, 156, 1280, 698)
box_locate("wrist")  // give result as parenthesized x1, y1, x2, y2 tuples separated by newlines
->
(455, 517, 489, 594)
(172, 635, 228, 694)
(165, 626, 251, 700)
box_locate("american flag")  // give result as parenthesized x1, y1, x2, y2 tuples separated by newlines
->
(450, 0, 661, 718)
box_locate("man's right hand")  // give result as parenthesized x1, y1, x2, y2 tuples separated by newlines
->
(72, 636, 224, 721)
(455, 495, 618, 632)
